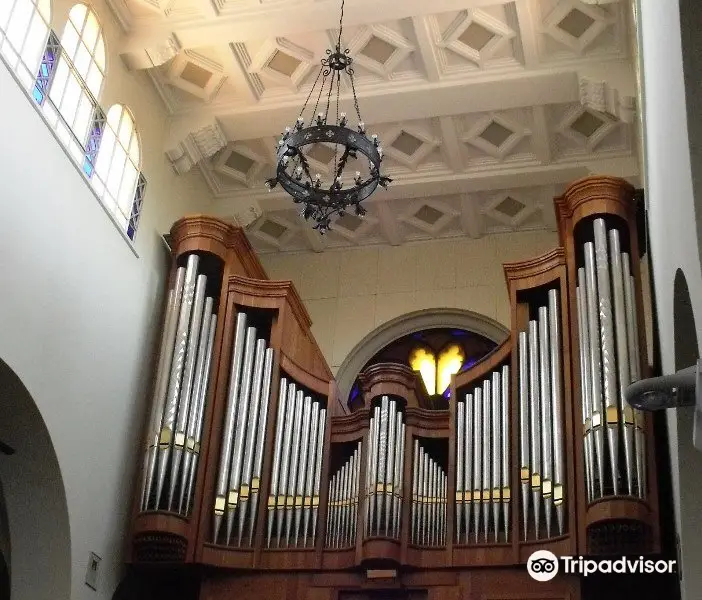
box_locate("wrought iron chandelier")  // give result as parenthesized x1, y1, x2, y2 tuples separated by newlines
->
(265, 0, 391, 234)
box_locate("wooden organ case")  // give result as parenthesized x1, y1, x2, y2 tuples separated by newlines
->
(127, 177, 668, 600)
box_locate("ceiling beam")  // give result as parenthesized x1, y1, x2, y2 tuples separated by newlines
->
(375, 202, 404, 246)
(514, 0, 540, 68)
(531, 105, 552, 164)
(166, 69, 582, 150)
(438, 116, 464, 171)
(120, 0, 512, 56)
(411, 17, 441, 82)
(209, 155, 639, 214)
(219, 44, 260, 104)
(460, 194, 485, 238)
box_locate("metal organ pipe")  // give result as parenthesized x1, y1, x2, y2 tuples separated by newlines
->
(325, 444, 361, 548)
(575, 221, 647, 502)
(410, 441, 446, 546)
(516, 291, 567, 540)
(140, 257, 219, 517)
(455, 366, 510, 544)
(363, 397, 405, 538)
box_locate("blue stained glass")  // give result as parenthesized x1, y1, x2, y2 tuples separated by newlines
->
(83, 108, 106, 178)
(450, 329, 469, 337)
(33, 33, 60, 106)
(443, 387, 451, 399)
(350, 382, 360, 401)
(460, 358, 478, 372)
(127, 173, 147, 241)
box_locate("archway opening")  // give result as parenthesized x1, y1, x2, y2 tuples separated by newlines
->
(0, 357, 71, 600)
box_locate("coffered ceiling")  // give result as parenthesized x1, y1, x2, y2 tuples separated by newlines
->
(112, 0, 640, 253)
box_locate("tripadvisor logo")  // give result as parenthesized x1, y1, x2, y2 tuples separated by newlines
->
(527, 551, 677, 581)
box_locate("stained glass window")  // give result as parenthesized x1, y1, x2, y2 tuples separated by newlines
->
(0, 0, 51, 89)
(93, 104, 144, 240)
(32, 30, 59, 104)
(409, 343, 466, 397)
(82, 106, 105, 177)
(49, 4, 105, 145)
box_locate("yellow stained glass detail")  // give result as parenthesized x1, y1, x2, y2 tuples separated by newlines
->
(409, 346, 437, 396)
(437, 343, 465, 395)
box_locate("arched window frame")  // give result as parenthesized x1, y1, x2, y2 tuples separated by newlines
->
(92, 104, 146, 241)
(1, 2, 148, 243)
(0, 0, 52, 90)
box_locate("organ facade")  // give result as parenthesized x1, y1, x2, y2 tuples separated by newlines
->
(127, 176, 670, 599)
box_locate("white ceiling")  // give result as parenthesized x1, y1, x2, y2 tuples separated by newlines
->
(112, 0, 640, 253)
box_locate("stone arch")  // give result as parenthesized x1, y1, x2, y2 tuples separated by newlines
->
(0, 357, 71, 600)
(335, 308, 510, 405)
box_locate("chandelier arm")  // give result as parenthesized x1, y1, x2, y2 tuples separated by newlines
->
(299, 67, 324, 119)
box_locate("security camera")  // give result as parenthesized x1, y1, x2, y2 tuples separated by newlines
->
(625, 360, 700, 411)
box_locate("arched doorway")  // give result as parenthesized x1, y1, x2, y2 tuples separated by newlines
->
(0, 357, 71, 600)
(335, 308, 509, 406)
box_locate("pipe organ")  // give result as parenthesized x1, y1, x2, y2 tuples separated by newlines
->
(127, 178, 668, 600)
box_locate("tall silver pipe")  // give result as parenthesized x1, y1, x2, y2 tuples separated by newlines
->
(225, 326, 258, 544)
(248, 347, 273, 546)
(392, 414, 404, 538)
(482, 379, 492, 542)
(178, 297, 214, 513)
(142, 278, 178, 511)
(267, 377, 288, 548)
(236, 339, 267, 546)
(430, 460, 437, 546)
(337, 461, 349, 547)
(464, 393, 473, 544)
(364, 407, 378, 537)
(276, 383, 297, 546)
(538, 307, 553, 538)
(302, 402, 320, 546)
(285, 390, 305, 546)
(593, 219, 620, 495)
(412, 439, 419, 544)
(367, 406, 380, 536)
(626, 265, 647, 498)
(185, 314, 217, 516)
(353, 443, 362, 545)
(376, 397, 390, 535)
(384, 400, 397, 536)
(473, 388, 483, 542)
(577, 275, 595, 504)
(311, 408, 327, 546)
(491, 371, 501, 542)
(441, 471, 447, 545)
(456, 400, 465, 542)
(518, 332, 530, 541)
(421, 450, 430, 545)
(501, 365, 510, 543)
(326, 472, 337, 546)
(528, 320, 542, 539)
(294, 397, 313, 546)
(157, 254, 199, 509)
(213, 310, 247, 542)
(169, 274, 208, 510)
(610, 229, 635, 496)
(584, 243, 605, 498)
(549, 289, 566, 536)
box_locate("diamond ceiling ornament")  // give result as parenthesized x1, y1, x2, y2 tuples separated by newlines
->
(344, 24, 415, 78)
(399, 199, 458, 235)
(214, 143, 267, 186)
(247, 38, 315, 91)
(483, 192, 538, 229)
(250, 215, 298, 248)
(382, 124, 441, 169)
(438, 9, 516, 67)
(462, 113, 528, 160)
(166, 50, 227, 102)
(557, 105, 616, 152)
(543, 0, 610, 55)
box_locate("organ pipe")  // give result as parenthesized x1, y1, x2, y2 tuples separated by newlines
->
(139, 256, 219, 517)
(411, 442, 446, 547)
(575, 220, 647, 502)
(326, 444, 360, 548)
(517, 291, 567, 540)
(455, 366, 510, 544)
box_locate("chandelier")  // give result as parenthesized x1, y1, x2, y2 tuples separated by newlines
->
(265, 0, 391, 234)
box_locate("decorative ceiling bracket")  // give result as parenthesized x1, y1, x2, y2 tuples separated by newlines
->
(120, 35, 180, 71)
(165, 122, 228, 175)
(579, 76, 636, 124)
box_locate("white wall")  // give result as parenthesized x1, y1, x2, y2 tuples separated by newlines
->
(260, 231, 558, 373)
(638, 1, 702, 597)
(0, 0, 209, 597)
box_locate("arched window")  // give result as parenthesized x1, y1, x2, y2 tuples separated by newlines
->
(0, 0, 52, 88)
(46, 4, 105, 145)
(93, 104, 146, 240)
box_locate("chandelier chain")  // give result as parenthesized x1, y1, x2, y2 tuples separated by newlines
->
(337, 0, 346, 49)
(299, 67, 323, 119)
